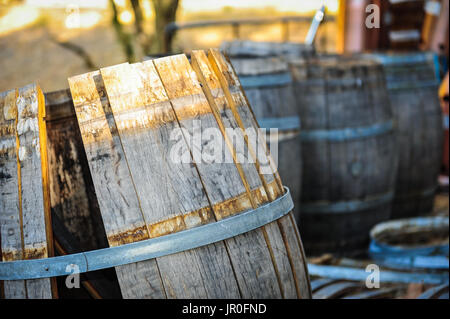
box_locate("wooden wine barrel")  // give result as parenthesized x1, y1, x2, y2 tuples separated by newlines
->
(365, 52, 443, 219)
(221, 40, 315, 59)
(227, 56, 302, 221)
(63, 50, 311, 299)
(290, 56, 398, 256)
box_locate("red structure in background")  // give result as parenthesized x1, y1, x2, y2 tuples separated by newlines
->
(441, 72, 449, 176)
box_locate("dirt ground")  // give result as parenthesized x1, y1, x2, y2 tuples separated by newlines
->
(0, 24, 127, 93)
(0, 5, 337, 94)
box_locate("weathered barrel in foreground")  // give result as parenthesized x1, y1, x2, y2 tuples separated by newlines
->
(291, 56, 398, 256)
(228, 56, 302, 220)
(365, 52, 443, 219)
(64, 50, 311, 299)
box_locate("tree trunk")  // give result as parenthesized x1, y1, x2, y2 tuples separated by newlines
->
(110, 0, 135, 61)
(152, 0, 179, 53)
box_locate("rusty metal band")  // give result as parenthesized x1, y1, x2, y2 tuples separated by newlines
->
(0, 187, 293, 281)
(301, 190, 394, 214)
(300, 120, 394, 142)
(239, 72, 292, 89)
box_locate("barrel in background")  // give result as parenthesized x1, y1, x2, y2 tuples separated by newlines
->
(290, 56, 398, 256)
(366, 52, 443, 219)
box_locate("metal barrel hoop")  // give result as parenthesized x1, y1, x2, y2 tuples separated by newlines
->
(239, 72, 293, 89)
(0, 186, 294, 281)
(300, 119, 394, 143)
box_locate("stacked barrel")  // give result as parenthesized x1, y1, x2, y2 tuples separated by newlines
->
(364, 52, 443, 219)
(223, 40, 444, 257)
(291, 56, 398, 255)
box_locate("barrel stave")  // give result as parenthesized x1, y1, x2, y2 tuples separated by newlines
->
(373, 53, 443, 218)
(228, 56, 302, 221)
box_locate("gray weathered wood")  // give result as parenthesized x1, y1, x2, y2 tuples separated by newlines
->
(68, 71, 165, 299)
(0, 89, 27, 299)
(66, 54, 312, 299)
(154, 54, 284, 299)
(206, 49, 311, 298)
(16, 84, 54, 299)
(100, 61, 240, 299)
(192, 50, 299, 298)
(0, 86, 55, 299)
(377, 53, 443, 218)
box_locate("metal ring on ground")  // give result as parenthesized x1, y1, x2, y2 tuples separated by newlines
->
(0, 187, 294, 281)
(369, 216, 449, 258)
(300, 120, 394, 142)
(302, 191, 394, 214)
(307, 264, 449, 285)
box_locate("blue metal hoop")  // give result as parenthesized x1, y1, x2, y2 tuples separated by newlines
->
(0, 187, 294, 281)
(239, 72, 293, 89)
(301, 190, 394, 214)
(300, 120, 394, 142)
(257, 116, 301, 132)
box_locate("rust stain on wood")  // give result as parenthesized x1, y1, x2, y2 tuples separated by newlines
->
(23, 246, 48, 260)
(1, 250, 22, 261)
(107, 225, 149, 247)
(148, 206, 214, 238)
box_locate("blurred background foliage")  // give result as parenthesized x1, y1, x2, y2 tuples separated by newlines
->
(0, 0, 338, 92)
